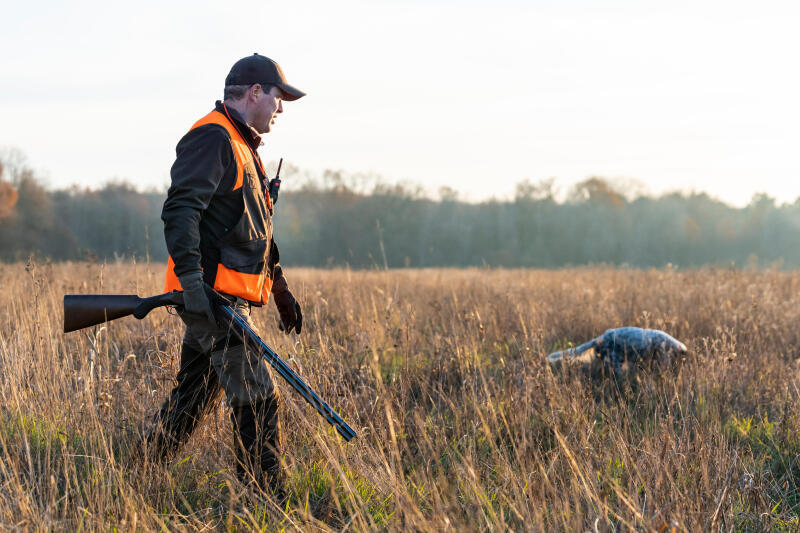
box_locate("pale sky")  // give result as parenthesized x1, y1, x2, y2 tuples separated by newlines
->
(1, 0, 798, 206)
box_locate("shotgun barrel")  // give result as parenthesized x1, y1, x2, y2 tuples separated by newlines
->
(217, 304, 357, 441)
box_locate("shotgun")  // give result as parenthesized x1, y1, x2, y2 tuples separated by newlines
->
(63, 288, 356, 441)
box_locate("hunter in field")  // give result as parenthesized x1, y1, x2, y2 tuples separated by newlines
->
(146, 54, 305, 499)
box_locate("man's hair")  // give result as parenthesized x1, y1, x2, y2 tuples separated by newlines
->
(223, 84, 274, 101)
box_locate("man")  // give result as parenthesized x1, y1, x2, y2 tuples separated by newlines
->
(148, 53, 305, 498)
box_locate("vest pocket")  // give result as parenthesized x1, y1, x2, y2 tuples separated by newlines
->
(219, 238, 268, 273)
(214, 238, 269, 303)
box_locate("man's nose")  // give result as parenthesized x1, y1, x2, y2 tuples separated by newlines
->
(277, 101, 284, 113)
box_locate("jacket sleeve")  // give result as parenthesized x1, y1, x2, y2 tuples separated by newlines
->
(269, 238, 288, 293)
(161, 125, 232, 277)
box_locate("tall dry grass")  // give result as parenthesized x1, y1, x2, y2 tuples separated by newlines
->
(1, 261, 800, 531)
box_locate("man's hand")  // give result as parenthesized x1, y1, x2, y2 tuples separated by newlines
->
(276, 295, 302, 334)
(178, 272, 217, 326)
(271, 271, 302, 334)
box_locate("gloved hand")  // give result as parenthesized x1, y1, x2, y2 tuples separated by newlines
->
(276, 296, 302, 334)
(271, 270, 302, 334)
(178, 272, 216, 326)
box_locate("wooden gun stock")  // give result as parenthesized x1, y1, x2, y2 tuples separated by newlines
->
(63, 292, 183, 333)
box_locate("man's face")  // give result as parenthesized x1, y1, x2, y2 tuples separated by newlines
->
(251, 85, 284, 134)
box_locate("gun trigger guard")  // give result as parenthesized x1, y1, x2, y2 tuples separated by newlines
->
(133, 291, 185, 320)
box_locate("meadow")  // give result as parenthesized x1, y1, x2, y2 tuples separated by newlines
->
(1, 261, 800, 531)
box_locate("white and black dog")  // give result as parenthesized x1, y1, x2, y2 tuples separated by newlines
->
(547, 327, 687, 377)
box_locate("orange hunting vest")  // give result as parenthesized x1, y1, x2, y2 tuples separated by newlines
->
(164, 109, 274, 305)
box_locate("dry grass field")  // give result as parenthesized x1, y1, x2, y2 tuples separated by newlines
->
(2, 261, 800, 531)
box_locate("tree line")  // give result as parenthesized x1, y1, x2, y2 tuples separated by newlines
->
(1, 156, 799, 268)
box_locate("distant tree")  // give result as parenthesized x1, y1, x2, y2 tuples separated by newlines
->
(0, 161, 19, 220)
(515, 178, 557, 202)
(438, 186, 460, 202)
(569, 177, 626, 207)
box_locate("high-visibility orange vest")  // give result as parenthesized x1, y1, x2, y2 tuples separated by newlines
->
(164, 109, 274, 305)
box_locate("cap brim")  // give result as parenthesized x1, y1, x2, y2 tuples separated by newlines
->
(277, 83, 305, 101)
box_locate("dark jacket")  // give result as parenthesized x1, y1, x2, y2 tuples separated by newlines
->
(162, 101, 281, 291)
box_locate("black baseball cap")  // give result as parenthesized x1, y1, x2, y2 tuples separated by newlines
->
(225, 53, 305, 101)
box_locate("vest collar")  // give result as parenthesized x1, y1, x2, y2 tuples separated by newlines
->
(215, 101, 263, 149)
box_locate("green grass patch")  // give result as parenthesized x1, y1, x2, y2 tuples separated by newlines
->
(289, 460, 395, 527)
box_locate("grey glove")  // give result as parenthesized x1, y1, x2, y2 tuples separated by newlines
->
(178, 272, 216, 326)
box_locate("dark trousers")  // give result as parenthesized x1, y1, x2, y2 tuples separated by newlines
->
(146, 340, 223, 457)
(147, 311, 283, 492)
